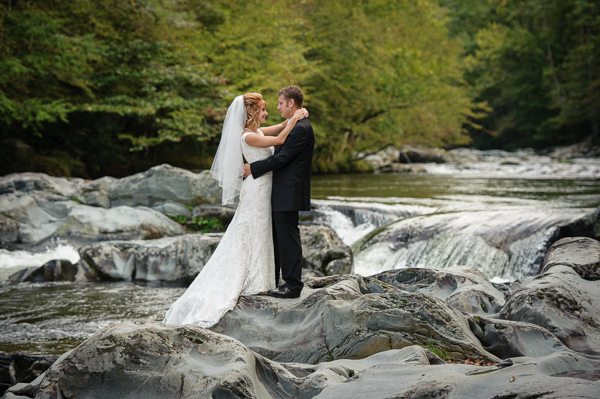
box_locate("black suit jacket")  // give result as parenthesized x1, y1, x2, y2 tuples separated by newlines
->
(250, 118, 314, 212)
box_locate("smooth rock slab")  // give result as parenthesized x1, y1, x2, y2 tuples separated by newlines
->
(213, 275, 500, 364)
(1, 322, 436, 399)
(5, 323, 600, 399)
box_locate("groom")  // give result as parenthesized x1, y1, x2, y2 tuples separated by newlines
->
(243, 86, 315, 298)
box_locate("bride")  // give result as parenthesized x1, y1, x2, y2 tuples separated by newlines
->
(163, 93, 307, 327)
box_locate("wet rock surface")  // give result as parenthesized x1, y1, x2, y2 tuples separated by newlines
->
(4, 237, 600, 398)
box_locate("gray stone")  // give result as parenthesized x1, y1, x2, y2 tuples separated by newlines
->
(213, 274, 500, 364)
(372, 266, 506, 316)
(499, 237, 600, 355)
(79, 234, 222, 283)
(0, 192, 185, 244)
(108, 164, 221, 208)
(72, 176, 116, 208)
(0, 173, 83, 198)
(300, 224, 353, 275)
(6, 322, 600, 399)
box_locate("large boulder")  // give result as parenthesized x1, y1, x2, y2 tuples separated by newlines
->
(0, 193, 185, 244)
(499, 237, 600, 355)
(79, 234, 222, 283)
(213, 274, 500, 364)
(0, 173, 83, 199)
(107, 164, 221, 210)
(300, 224, 353, 275)
(398, 144, 447, 164)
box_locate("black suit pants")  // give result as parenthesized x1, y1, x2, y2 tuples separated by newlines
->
(272, 211, 303, 292)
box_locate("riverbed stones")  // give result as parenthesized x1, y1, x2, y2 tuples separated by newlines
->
(2, 322, 452, 399)
(0, 353, 57, 397)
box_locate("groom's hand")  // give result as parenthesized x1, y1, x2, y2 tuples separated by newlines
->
(243, 164, 251, 178)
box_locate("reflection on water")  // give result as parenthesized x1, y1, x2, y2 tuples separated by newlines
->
(311, 174, 600, 209)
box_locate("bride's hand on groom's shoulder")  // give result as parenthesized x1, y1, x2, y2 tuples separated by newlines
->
(294, 108, 309, 120)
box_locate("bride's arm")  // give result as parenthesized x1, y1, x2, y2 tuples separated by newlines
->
(260, 121, 287, 136)
(243, 109, 306, 148)
(260, 108, 309, 136)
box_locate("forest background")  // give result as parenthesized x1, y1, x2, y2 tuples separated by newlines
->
(0, 0, 598, 178)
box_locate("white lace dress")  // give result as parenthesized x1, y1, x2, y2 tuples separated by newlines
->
(163, 130, 275, 327)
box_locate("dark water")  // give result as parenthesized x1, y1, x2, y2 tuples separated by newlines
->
(1, 173, 599, 356)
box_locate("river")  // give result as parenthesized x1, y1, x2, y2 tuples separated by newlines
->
(1, 160, 599, 356)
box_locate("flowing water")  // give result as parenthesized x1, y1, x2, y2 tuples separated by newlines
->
(1, 159, 600, 356)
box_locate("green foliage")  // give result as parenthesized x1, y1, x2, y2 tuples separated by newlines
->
(442, 0, 600, 149)
(425, 337, 453, 361)
(168, 215, 225, 233)
(1, 0, 597, 177)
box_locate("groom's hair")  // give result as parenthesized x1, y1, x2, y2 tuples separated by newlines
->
(279, 86, 303, 108)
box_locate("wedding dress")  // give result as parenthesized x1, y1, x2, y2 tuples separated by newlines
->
(163, 130, 275, 327)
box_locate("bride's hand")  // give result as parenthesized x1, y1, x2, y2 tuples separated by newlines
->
(294, 108, 309, 120)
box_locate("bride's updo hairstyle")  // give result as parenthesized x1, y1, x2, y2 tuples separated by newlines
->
(243, 93, 266, 132)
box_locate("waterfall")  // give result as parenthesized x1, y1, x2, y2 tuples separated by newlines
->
(352, 208, 589, 281)
(311, 199, 435, 245)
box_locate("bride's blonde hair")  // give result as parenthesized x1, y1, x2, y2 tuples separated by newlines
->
(243, 93, 266, 131)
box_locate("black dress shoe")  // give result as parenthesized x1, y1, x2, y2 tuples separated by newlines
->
(268, 286, 301, 299)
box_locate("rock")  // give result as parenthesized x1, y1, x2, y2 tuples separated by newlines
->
(0, 173, 83, 198)
(499, 237, 600, 355)
(108, 164, 221, 209)
(0, 139, 34, 176)
(398, 144, 447, 164)
(541, 236, 600, 280)
(0, 353, 57, 397)
(371, 266, 506, 316)
(2, 321, 445, 399)
(560, 205, 600, 241)
(7, 260, 96, 283)
(6, 322, 600, 399)
(468, 316, 568, 359)
(0, 193, 185, 244)
(72, 176, 116, 209)
(300, 224, 353, 275)
(213, 274, 500, 364)
(315, 350, 600, 399)
(79, 234, 222, 283)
